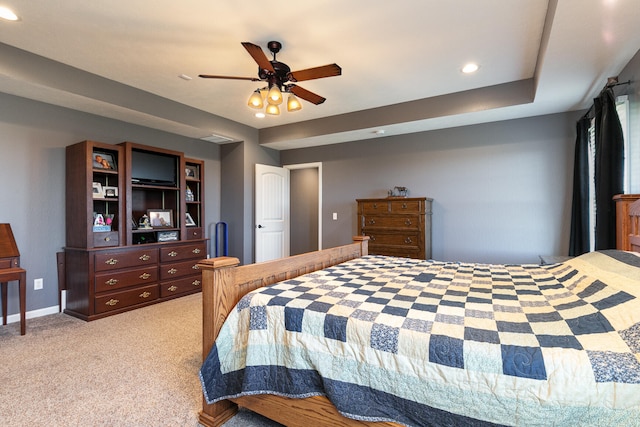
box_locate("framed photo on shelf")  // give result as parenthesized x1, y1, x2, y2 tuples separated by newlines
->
(185, 212, 197, 226)
(93, 151, 117, 171)
(147, 209, 173, 228)
(92, 182, 103, 199)
(157, 230, 179, 242)
(185, 165, 199, 179)
(103, 186, 118, 198)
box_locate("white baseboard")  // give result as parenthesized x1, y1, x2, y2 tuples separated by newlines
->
(5, 304, 61, 324)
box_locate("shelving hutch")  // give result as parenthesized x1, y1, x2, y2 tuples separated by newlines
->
(64, 140, 207, 321)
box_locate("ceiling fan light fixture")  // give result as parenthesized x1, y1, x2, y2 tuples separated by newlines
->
(267, 85, 283, 105)
(287, 94, 302, 112)
(0, 6, 19, 21)
(265, 104, 280, 116)
(247, 90, 264, 109)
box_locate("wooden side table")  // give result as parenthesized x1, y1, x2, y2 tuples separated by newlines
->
(0, 267, 27, 335)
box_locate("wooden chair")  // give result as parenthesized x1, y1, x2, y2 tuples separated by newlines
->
(0, 224, 26, 335)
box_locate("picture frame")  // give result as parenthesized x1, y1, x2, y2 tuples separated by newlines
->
(147, 209, 173, 228)
(157, 230, 179, 242)
(185, 165, 199, 179)
(93, 151, 117, 171)
(103, 186, 118, 198)
(185, 212, 196, 226)
(92, 182, 103, 199)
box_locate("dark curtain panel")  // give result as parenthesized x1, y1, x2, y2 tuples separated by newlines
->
(568, 117, 591, 256)
(594, 88, 624, 250)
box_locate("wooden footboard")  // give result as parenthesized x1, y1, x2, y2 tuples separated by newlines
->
(629, 199, 640, 252)
(196, 236, 403, 427)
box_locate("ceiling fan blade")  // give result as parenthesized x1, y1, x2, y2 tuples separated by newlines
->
(241, 42, 275, 73)
(288, 64, 341, 82)
(198, 74, 261, 81)
(289, 84, 326, 105)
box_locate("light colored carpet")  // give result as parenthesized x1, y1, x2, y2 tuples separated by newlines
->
(0, 293, 282, 426)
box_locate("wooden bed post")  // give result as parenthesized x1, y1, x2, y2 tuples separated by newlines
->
(198, 256, 241, 426)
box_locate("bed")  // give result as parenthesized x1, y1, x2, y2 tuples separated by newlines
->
(197, 200, 640, 427)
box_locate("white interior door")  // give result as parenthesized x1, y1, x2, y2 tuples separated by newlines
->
(255, 164, 290, 262)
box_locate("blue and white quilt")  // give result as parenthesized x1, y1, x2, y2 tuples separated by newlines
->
(200, 250, 640, 426)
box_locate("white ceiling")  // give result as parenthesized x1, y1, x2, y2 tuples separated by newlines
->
(0, 0, 639, 149)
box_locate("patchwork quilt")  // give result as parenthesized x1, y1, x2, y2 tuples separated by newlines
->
(200, 250, 640, 426)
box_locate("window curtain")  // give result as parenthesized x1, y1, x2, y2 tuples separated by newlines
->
(568, 117, 591, 256)
(593, 88, 624, 249)
(568, 88, 624, 255)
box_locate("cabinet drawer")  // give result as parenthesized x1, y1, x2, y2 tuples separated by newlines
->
(160, 259, 202, 280)
(94, 247, 158, 272)
(390, 200, 422, 213)
(94, 284, 159, 314)
(160, 275, 202, 298)
(92, 231, 119, 248)
(185, 227, 203, 240)
(361, 214, 421, 230)
(364, 231, 421, 247)
(160, 242, 206, 262)
(94, 266, 158, 293)
(370, 246, 423, 259)
(360, 201, 389, 214)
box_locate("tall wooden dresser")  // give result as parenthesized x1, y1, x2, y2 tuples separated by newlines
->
(357, 197, 432, 259)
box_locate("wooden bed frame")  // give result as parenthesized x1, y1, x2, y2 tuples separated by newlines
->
(197, 201, 640, 427)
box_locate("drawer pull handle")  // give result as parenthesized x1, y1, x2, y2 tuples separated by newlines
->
(372, 203, 377, 209)
(139, 291, 151, 298)
(192, 248, 201, 254)
(105, 299, 119, 306)
(368, 219, 375, 224)
(402, 203, 407, 209)
(192, 280, 201, 287)
(168, 285, 178, 292)
(168, 251, 178, 257)
(104, 236, 111, 242)
(139, 272, 151, 280)
(168, 268, 178, 275)
(105, 258, 118, 265)
(192, 265, 200, 270)
(405, 219, 412, 225)
(370, 235, 376, 241)
(139, 254, 151, 261)
(404, 237, 413, 244)
(105, 278, 119, 286)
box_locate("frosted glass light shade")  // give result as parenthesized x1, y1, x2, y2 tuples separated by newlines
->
(247, 90, 263, 109)
(267, 85, 283, 105)
(287, 94, 302, 112)
(265, 104, 280, 115)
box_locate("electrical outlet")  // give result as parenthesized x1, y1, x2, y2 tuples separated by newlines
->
(333, 212, 338, 220)
(34, 278, 43, 290)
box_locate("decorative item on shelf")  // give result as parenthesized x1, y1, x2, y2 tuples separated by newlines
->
(157, 230, 179, 242)
(92, 151, 116, 171)
(185, 165, 198, 179)
(186, 186, 194, 202)
(388, 186, 409, 198)
(92, 182, 103, 199)
(92, 212, 111, 232)
(148, 209, 173, 228)
(185, 212, 196, 227)
(138, 214, 152, 230)
(103, 186, 118, 198)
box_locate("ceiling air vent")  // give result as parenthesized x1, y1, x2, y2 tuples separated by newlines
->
(200, 134, 235, 144)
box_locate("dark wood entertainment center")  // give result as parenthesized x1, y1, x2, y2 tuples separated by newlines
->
(64, 140, 207, 320)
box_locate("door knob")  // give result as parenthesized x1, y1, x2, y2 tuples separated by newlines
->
(256, 224, 265, 228)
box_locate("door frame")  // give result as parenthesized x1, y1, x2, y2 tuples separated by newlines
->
(284, 162, 323, 250)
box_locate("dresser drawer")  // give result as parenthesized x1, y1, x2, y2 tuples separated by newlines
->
(361, 214, 421, 230)
(94, 284, 159, 314)
(160, 275, 202, 298)
(92, 231, 119, 248)
(359, 201, 390, 214)
(364, 231, 422, 247)
(160, 259, 202, 280)
(160, 242, 206, 262)
(370, 246, 423, 259)
(389, 199, 423, 213)
(94, 247, 158, 272)
(94, 266, 158, 293)
(185, 227, 203, 240)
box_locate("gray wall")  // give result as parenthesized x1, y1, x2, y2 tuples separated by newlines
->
(290, 168, 319, 255)
(282, 112, 582, 264)
(0, 92, 222, 317)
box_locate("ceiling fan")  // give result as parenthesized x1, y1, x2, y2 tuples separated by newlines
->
(199, 41, 341, 110)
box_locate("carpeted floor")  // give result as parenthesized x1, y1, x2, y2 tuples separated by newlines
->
(0, 293, 282, 426)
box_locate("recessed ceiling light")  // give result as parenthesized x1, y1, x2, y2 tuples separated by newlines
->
(462, 63, 479, 74)
(255, 112, 265, 118)
(0, 6, 19, 21)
